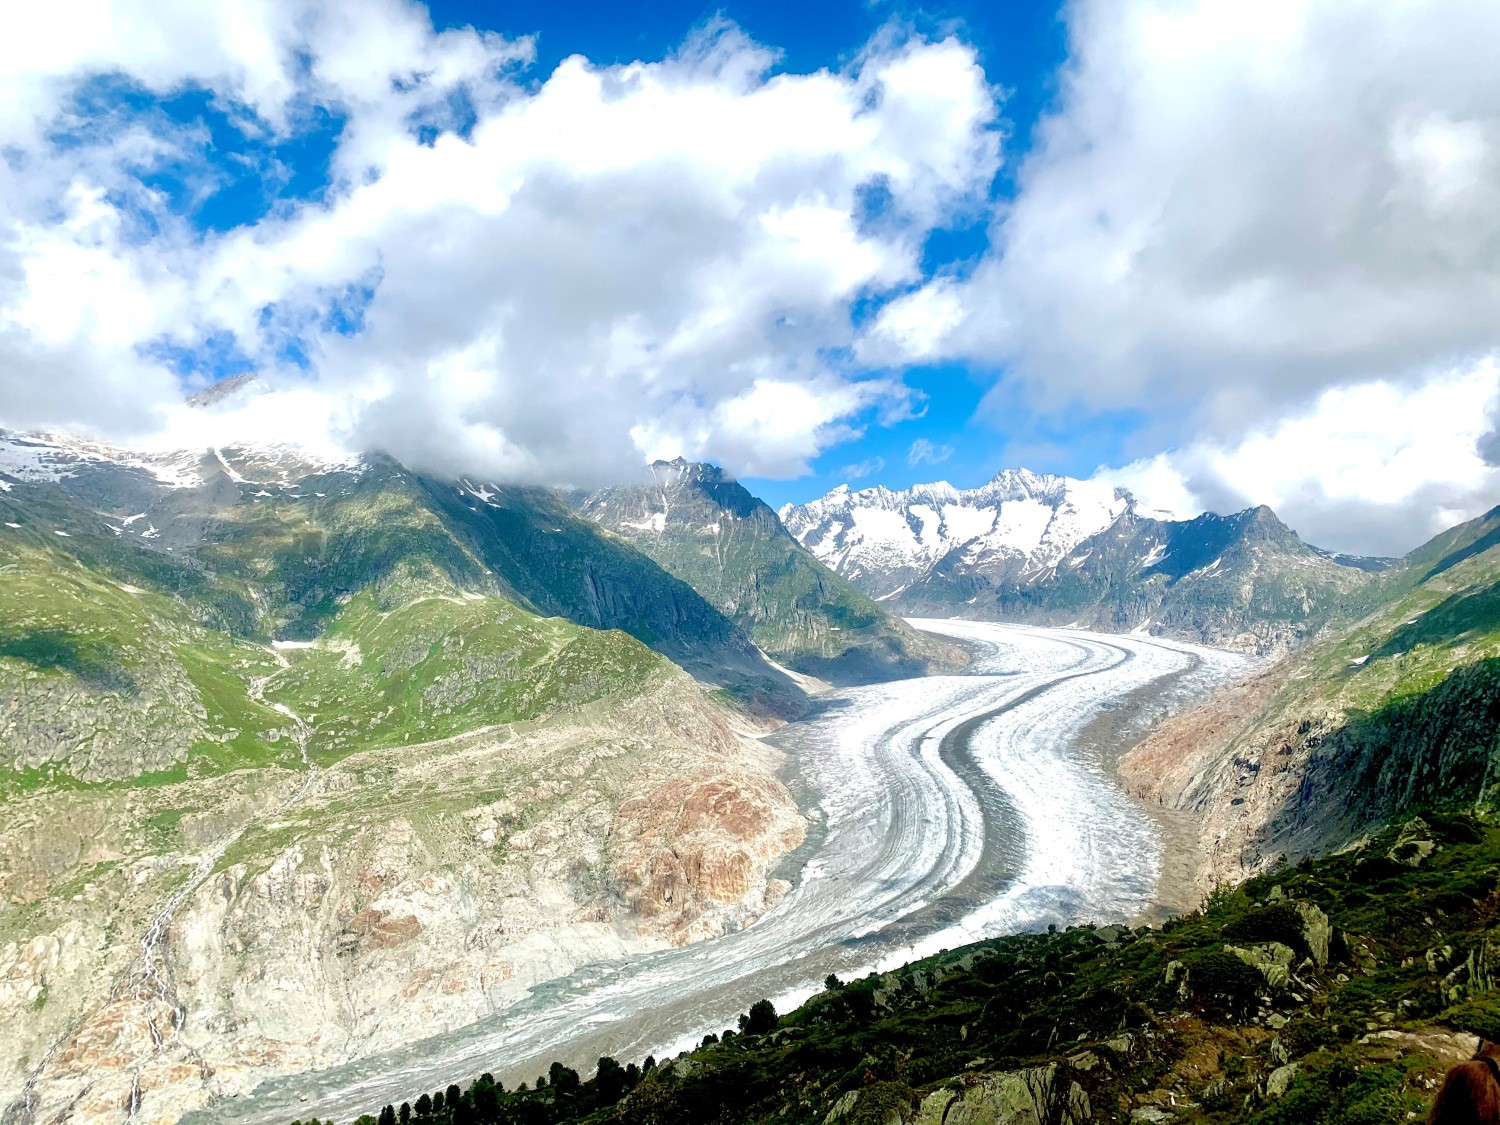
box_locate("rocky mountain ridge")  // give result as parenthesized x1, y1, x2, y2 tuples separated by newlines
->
(779, 468, 1133, 600)
(573, 459, 967, 685)
(1121, 503, 1500, 890)
(784, 470, 1381, 652)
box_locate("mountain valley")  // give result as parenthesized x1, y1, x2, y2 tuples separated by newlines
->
(282, 495, 1500, 1125)
(573, 460, 967, 685)
(2, 429, 1498, 1125)
(0, 432, 833, 1123)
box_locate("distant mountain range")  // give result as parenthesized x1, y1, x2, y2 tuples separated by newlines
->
(783, 471, 1389, 651)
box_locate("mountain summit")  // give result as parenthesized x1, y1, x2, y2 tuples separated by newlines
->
(779, 469, 1132, 600)
(784, 470, 1380, 651)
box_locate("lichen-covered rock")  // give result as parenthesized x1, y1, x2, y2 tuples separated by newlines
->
(915, 1064, 1091, 1125)
(824, 1089, 861, 1124)
(1293, 901, 1332, 966)
(1387, 818, 1438, 868)
(831, 1081, 920, 1125)
(1225, 942, 1296, 989)
(1264, 1062, 1298, 1099)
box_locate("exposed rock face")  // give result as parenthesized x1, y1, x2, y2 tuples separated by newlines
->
(0, 673, 805, 1125)
(614, 770, 803, 943)
(0, 664, 208, 781)
(1225, 942, 1296, 989)
(1293, 902, 1332, 966)
(784, 475, 1377, 654)
(1119, 504, 1500, 889)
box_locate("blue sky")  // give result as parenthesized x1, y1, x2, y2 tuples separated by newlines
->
(3, 0, 1498, 555)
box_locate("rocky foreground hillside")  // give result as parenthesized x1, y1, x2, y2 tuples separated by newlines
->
(1121, 504, 1500, 890)
(298, 812, 1500, 1125)
(0, 434, 814, 1122)
(574, 460, 967, 685)
(783, 473, 1380, 653)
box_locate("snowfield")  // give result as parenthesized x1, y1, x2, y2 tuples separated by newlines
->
(779, 471, 1132, 597)
(200, 621, 1249, 1125)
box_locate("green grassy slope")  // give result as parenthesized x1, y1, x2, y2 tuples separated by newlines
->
(1117, 502, 1500, 893)
(1222, 501, 1500, 765)
(1231, 506, 1500, 852)
(0, 471, 681, 786)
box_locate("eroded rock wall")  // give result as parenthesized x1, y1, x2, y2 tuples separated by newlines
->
(0, 671, 804, 1124)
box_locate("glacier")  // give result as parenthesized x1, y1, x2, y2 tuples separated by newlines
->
(196, 621, 1249, 1125)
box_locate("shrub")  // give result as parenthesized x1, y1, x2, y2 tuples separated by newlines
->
(1187, 950, 1264, 1019)
(549, 1062, 581, 1095)
(1223, 903, 1309, 955)
(1441, 995, 1500, 1042)
(739, 999, 779, 1036)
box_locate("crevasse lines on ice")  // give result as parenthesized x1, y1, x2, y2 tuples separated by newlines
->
(893, 619, 1250, 964)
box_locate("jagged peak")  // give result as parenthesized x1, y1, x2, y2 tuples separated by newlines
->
(647, 458, 736, 493)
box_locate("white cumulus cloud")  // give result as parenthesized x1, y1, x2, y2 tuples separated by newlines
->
(0, 3, 1001, 487)
(1107, 359, 1500, 556)
(864, 0, 1500, 549)
(839, 455, 887, 480)
(906, 437, 954, 467)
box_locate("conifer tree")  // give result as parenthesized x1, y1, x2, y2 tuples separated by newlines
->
(549, 1061, 581, 1094)
(595, 1056, 627, 1105)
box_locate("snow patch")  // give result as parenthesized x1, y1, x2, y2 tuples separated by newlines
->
(621, 512, 667, 533)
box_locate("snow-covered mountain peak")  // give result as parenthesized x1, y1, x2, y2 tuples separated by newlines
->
(0, 429, 362, 492)
(780, 469, 1134, 598)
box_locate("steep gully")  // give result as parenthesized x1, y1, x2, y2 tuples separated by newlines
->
(3, 648, 318, 1125)
(121, 651, 317, 1120)
(191, 621, 1250, 1125)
